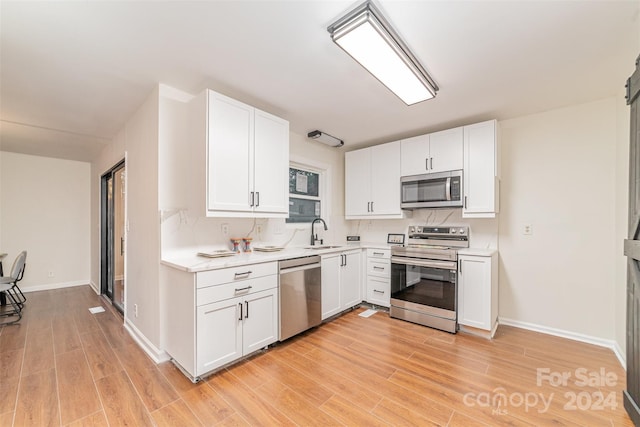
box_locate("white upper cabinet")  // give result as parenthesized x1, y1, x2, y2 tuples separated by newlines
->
(207, 93, 253, 213)
(400, 134, 429, 176)
(191, 89, 289, 217)
(463, 120, 499, 218)
(253, 109, 290, 215)
(400, 127, 463, 176)
(345, 141, 403, 219)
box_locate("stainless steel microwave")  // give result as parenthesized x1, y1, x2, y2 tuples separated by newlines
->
(400, 170, 463, 209)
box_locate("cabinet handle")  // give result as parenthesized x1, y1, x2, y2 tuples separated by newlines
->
(245, 301, 249, 319)
(464, 196, 467, 209)
(234, 285, 253, 292)
(249, 192, 255, 207)
(430, 157, 433, 170)
(370, 201, 374, 212)
(234, 271, 252, 280)
(425, 158, 429, 170)
(373, 252, 384, 256)
(367, 202, 370, 212)
(373, 266, 384, 270)
(256, 192, 260, 207)
(459, 260, 462, 274)
(373, 289, 384, 294)
(238, 303, 243, 320)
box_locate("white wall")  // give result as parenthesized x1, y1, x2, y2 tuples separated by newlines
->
(615, 90, 631, 358)
(1, 152, 90, 290)
(498, 98, 620, 342)
(91, 86, 162, 355)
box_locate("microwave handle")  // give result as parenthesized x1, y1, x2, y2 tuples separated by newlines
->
(445, 177, 451, 201)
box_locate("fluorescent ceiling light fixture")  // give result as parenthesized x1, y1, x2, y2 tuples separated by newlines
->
(307, 130, 344, 147)
(328, 0, 438, 105)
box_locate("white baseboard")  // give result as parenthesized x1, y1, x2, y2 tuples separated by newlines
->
(22, 280, 90, 293)
(612, 341, 626, 368)
(499, 317, 626, 369)
(88, 281, 100, 294)
(124, 318, 171, 364)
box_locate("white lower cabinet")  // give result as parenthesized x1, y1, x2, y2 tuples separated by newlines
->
(162, 262, 278, 380)
(321, 250, 362, 320)
(457, 251, 498, 337)
(365, 249, 391, 307)
(196, 288, 277, 375)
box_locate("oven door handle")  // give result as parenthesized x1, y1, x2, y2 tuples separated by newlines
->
(391, 256, 457, 271)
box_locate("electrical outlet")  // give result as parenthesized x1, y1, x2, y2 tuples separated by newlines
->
(523, 224, 533, 235)
(134, 303, 139, 318)
(256, 224, 263, 235)
(47, 271, 54, 278)
(221, 223, 229, 236)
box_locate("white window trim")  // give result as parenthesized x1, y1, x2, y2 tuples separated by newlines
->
(288, 154, 332, 227)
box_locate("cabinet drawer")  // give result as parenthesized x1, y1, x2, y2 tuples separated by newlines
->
(197, 275, 277, 306)
(367, 277, 390, 307)
(367, 259, 390, 278)
(366, 248, 390, 259)
(196, 262, 277, 288)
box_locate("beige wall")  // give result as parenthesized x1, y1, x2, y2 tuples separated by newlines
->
(498, 98, 620, 342)
(1, 152, 90, 290)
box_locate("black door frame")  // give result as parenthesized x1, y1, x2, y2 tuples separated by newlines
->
(100, 159, 125, 312)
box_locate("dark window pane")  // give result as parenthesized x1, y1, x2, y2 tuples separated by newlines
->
(286, 198, 320, 223)
(289, 168, 319, 197)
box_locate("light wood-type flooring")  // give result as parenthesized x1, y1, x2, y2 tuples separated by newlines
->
(0, 285, 634, 426)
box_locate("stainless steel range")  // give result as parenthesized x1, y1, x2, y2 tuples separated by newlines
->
(390, 225, 469, 333)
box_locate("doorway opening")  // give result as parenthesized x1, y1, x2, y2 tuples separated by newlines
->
(101, 160, 126, 313)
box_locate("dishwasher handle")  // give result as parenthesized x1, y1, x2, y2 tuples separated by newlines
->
(279, 263, 321, 275)
(279, 255, 321, 271)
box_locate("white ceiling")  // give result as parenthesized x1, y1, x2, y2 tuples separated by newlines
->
(1, 1, 638, 162)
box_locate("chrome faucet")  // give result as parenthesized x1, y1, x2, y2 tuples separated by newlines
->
(310, 218, 328, 246)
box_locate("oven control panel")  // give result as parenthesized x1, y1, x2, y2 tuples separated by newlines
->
(408, 226, 468, 236)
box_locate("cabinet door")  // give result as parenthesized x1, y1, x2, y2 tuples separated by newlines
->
(253, 109, 289, 215)
(340, 251, 362, 309)
(458, 255, 491, 330)
(463, 120, 497, 217)
(207, 92, 253, 213)
(429, 127, 463, 173)
(400, 134, 430, 176)
(367, 276, 390, 307)
(345, 148, 371, 217)
(370, 141, 401, 215)
(196, 298, 242, 375)
(242, 287, 279, 355)
(321, 254, 341, 319)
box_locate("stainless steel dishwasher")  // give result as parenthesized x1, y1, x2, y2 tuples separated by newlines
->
(279, 255, 322, 341)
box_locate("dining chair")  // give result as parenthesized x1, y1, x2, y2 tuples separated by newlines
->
(0, 251, 27, 307)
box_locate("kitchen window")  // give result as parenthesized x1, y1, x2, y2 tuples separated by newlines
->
(287, 166, 322, 223)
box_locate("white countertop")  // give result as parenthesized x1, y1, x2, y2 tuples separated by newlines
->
(162, 242, 393, 273)
(457, 248, 498, 256)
